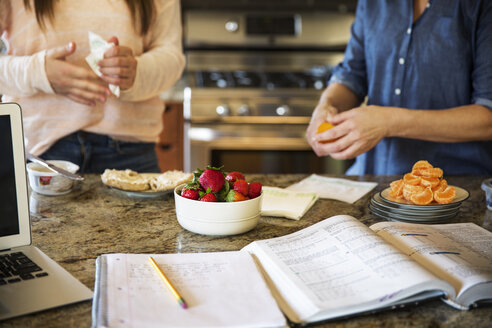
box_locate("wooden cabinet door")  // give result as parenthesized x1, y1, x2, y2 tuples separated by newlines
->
(155, 102, 184, 172)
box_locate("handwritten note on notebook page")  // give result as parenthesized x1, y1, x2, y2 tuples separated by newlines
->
(95, 252, 286, 328)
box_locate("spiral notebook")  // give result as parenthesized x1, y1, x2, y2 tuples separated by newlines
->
(92, 252, 287, 328)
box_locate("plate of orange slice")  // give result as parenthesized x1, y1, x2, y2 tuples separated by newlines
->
(380, 185, 469, 209)
(369, 160, 469, 223)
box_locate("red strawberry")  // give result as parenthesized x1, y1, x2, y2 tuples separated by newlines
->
(199, 167, 225, 193)
(248, 182, 262, 199)
(225, 171, 245, 185)
(181, 188, 199, 200)
(233, 179, 249, 196)
(226, 190, 247, 202)
(200, 193, 217, 202)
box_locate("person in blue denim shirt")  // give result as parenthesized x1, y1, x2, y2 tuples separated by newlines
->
(306, 0, 492, 175)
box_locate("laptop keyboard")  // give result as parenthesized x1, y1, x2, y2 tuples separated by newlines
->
(0, 252, 48, 285)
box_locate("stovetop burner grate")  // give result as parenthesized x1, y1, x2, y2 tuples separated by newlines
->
(193, 68, 332, 90)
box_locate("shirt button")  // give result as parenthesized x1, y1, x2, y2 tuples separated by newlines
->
(427, 2, 431, 8)
(407, 28, 412, 34)
(395, 88, 401, 95)
(399, 58, 405, 65)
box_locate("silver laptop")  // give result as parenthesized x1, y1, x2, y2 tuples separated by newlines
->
(0, 103, 93, 321)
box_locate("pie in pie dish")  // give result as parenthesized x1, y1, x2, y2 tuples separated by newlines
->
(101, 169, 193, 192)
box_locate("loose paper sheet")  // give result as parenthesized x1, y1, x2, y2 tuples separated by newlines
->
(286, 174, 377, 204)
(102, 252, 286, 328)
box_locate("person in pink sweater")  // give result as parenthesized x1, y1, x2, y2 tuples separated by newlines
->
(0, 0, 185, 173)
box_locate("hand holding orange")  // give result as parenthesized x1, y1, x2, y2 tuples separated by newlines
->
(316, 121, 336, 143)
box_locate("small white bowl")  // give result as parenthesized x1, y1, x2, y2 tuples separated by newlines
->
(174, 184, 262, 236)
(26, 160, 80, 196)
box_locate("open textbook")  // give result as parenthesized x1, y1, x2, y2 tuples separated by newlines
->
(243, 215, 492, 324)
(93, 215, 492, 327)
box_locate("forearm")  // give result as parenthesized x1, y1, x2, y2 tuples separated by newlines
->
(319, 82, 362, 113)
(119, 49, 184, 102)
(0, 51, 53, 97)
(388, 105, 492, 142)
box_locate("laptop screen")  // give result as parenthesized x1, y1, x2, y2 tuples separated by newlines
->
(0, 103, 31, 250)
(0, 114, 20, 237)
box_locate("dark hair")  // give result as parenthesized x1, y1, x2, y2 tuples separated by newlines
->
(23, 0, 155, 35)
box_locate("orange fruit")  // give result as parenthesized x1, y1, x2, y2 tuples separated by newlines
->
(317, 121, 334, 133)
(316, 122, 336, 143)
(434, 186, 456, 204)
(410, 187, 434, 205)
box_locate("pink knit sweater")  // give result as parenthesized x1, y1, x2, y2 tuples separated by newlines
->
(0, 0, 185, 155)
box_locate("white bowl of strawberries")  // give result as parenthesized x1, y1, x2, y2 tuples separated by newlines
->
(174, 166, 263, 236)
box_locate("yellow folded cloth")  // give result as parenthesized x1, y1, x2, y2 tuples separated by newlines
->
(261, 186, 318, 220)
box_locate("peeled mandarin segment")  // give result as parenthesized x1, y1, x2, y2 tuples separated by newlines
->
(403, 184, 425, 201)
(316, 122, 336, 143)
(420, 176, 440, 188)
(403, 173, 421, 186)
(411, 160, 433, 173)
(410, 187, 434, 205)
(389, 179, 404, 198)
(434, 186, 456, 204)
(432, 179, 448, 192)
(414, 167, 443, 178)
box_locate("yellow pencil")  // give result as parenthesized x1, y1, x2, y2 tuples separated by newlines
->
(148, 256, 188, 309)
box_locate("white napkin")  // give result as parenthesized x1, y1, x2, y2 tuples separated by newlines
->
(286, 174, 377, 204)
(261, 186, 318, 220)
(85, 31, 120, 97)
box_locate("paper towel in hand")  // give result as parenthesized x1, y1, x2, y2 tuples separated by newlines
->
(286, 174, 377, 204)
(85, 31, 120, 97)
(261, 186, 318, 220)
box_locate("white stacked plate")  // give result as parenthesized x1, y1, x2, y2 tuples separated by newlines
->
(369, 186, 469, 223)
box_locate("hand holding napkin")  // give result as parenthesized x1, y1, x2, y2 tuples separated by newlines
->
(85, 32, 120, 97)
(261, 186, 318, 220)
(287, 174, 377, 204)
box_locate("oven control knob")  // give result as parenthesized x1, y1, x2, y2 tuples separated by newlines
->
(237, 105, 251, 116)
(276, 105, 291, 116)
(216, 105, 231, 117)
(225, 20, 239, 33)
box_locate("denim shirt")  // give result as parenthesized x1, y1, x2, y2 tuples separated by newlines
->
(330, 0, 492, 175)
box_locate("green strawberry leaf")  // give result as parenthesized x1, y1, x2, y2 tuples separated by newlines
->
(216, 179, 230, 201)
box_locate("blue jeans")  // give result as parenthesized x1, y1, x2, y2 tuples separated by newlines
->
(40, 131, 161, 174)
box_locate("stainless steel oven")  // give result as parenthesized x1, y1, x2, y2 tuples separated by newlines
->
(181, 5, 355, 173)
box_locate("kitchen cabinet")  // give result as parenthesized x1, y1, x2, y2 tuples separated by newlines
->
(155, 102, 184, 172)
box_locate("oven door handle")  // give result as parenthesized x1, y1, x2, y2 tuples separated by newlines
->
(190, 136, 312, 151)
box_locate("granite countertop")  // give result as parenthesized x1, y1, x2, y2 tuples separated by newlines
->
(3, 174, 492, 327)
